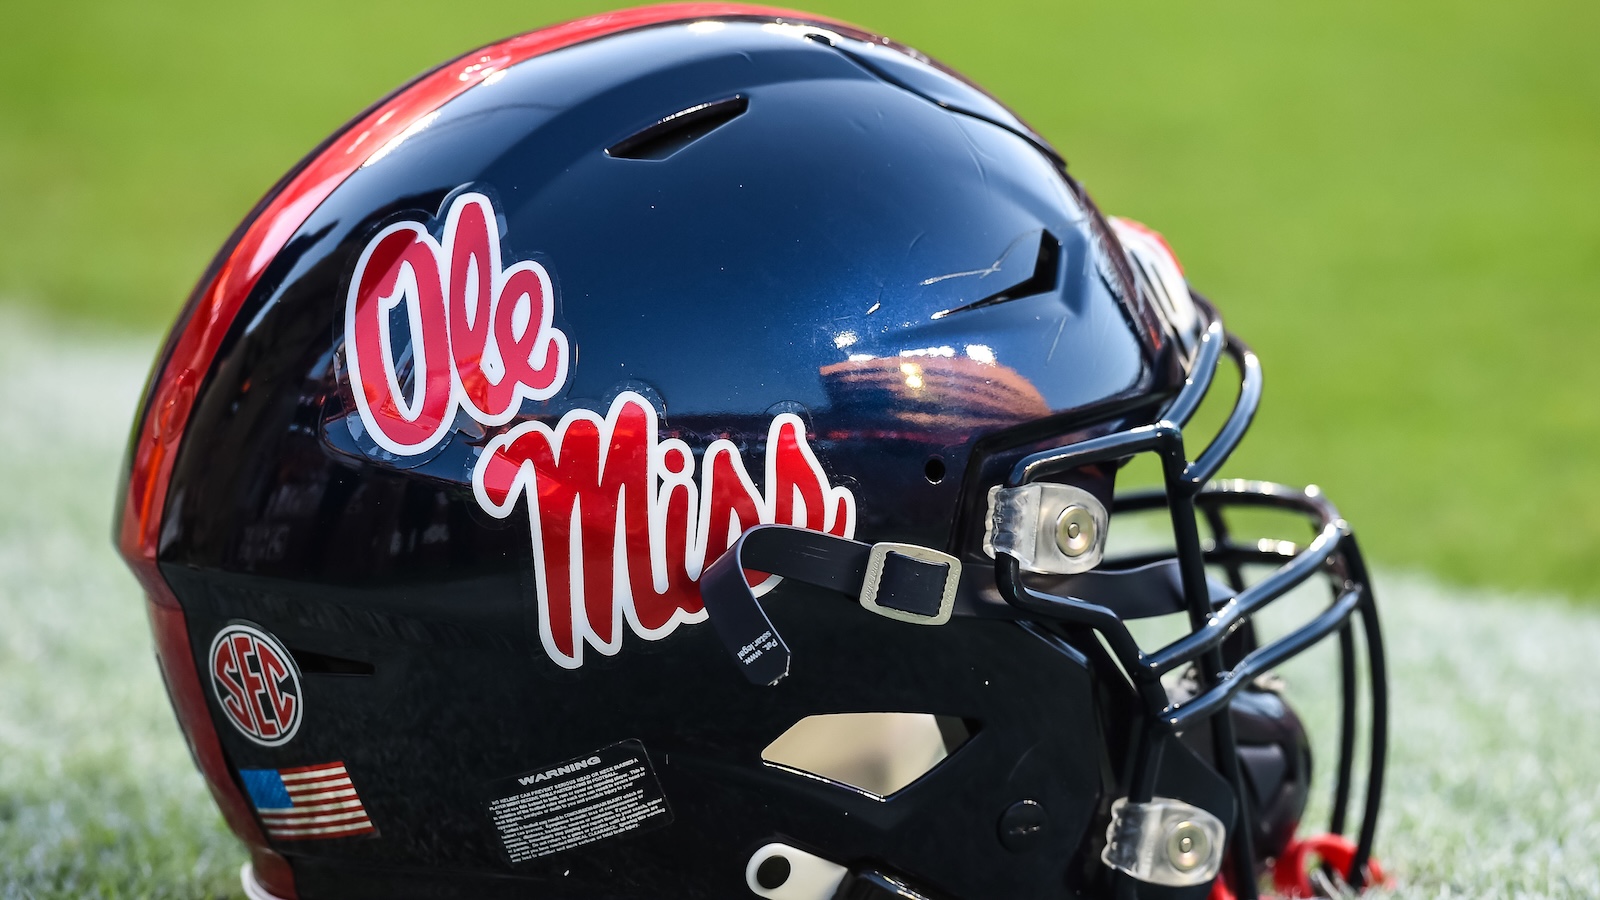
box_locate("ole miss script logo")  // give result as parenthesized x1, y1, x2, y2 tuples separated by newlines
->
(343, 191, 856, 669)
(210, 622, 302, 746)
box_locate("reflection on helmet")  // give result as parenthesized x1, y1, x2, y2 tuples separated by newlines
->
(820, 353, 1052, 438)
(115, 6, 1386, 900)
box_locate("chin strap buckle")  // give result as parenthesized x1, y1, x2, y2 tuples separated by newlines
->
(701, 526, 967, 686)
(859, 543, 961, 626)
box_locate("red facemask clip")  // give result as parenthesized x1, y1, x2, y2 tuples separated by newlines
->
(1207, 833, 1389, 900)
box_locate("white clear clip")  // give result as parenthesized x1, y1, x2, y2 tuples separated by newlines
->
(1100, 797, 1226, 887)
(984, 483, 1108, 575)
(746, 842, 849, 900)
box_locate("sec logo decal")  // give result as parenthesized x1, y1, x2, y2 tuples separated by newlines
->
(209, 622, 303, 747)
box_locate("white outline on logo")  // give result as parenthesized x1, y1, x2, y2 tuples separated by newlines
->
(208, 622, 303, 748)
(344, 192, 570, 456)
(473, 391, 856, 669)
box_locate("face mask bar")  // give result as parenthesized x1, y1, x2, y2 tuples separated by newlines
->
(993, 302, 1387, 898)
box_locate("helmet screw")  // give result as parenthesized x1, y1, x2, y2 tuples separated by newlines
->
(998, 800, 1048, 852)
(754, 854, 791, 890)
(1055, 505, 1096, 557)
(1166, 820, 1210, 871)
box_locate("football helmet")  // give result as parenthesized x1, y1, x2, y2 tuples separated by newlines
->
(116, 5, 1387, 899)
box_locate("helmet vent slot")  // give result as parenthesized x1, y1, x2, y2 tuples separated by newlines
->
(288, 647, 375, 677)
(607, 96, 749, 161)
(761, 712, 974, 798)
(935, 230, 1061, 318)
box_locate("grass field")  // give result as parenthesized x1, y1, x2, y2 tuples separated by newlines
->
(2, 310, 1598, 896)
(2, 1, 1599, 896)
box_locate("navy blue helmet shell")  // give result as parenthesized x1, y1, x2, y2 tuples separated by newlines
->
(116, 6, 1385, 900)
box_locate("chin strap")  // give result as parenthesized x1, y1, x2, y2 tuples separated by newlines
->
(699, 523, 1226, 686)
(1208, 834, 1389, 899)
(699, 525, 973, 686)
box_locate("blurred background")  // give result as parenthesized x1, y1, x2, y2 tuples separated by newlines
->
(2, 1, 1597, 896)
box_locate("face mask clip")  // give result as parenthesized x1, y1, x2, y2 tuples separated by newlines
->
(985, 483, 1108, 575)
(1101, 797, 1227, 887)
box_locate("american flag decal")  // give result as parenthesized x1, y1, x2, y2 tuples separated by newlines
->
(238, 762, 376, 840)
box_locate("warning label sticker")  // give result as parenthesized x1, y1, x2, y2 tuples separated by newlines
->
(486, 739, 671, 862)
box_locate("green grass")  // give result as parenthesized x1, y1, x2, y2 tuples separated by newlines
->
(0, 313, 241, 897)
(3, 310, 1597, 896)
(1267, 571, 1600, 899)
(4, 0, 1598, 598)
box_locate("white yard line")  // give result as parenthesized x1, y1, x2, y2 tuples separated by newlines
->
(0, 311, 1595, 897)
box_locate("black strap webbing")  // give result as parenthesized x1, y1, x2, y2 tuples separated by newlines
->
(700, 526, 957, 685)
(698, 525, 1232, 685)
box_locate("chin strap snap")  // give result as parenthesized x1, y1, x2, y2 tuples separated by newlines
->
(1207, 834, 1389, 899)
(746, 843, 939, 900)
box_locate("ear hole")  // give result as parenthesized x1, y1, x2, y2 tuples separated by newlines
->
(288, 647, 374, 676)
(606, 96, 749, 160)
(761, 712, 975, 797)
(924, 456, 946, 484)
